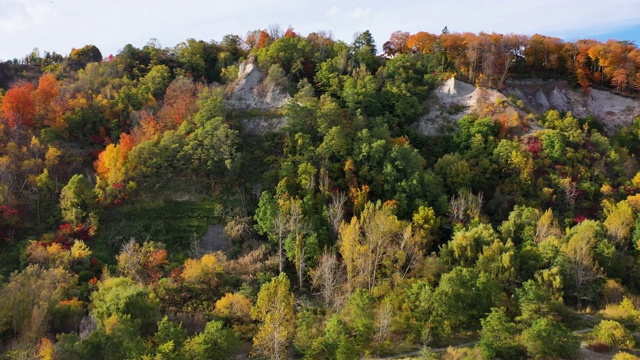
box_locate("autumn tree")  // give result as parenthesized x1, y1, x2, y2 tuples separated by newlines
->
(603, 200, 636, 249)
(407, 32, 438, 54)
(0, 265, 77, 343)
(116, 240, 168, 284)
(251, 273, 295, 360)
(561, 220, 605, 306)
(2, 81, 36, 129)
(33, 73, 61, 128)
(67, 44, 103, 70)
(383, 31, 410, 57)
(156, 77, 199, 129)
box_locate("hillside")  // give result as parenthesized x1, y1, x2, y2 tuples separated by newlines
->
(420, 77, 640, 136)
(0, 28, 640, 360)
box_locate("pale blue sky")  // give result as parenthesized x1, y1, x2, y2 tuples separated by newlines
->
(2, 0, 640, 60)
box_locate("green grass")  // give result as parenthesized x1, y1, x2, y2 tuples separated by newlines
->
(94, 190, 224, 264)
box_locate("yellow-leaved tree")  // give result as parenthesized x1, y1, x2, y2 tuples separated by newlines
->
(251, 273, 294, 360)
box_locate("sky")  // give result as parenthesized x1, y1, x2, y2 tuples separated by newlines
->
(2, 0, 640, 60)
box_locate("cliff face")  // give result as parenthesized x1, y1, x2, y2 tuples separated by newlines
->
(503, 79, 640, 134)
(419, 77, 640, 136)
(225, 58, 290, 134)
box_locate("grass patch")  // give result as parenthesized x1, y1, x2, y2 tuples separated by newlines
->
(94, 191, 224, 265)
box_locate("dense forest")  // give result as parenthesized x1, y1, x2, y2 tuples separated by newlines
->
(0, 26, 640, 359)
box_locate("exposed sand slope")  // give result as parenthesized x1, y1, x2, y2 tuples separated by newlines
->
(419, 77, 640, 136)
(504, 79, 640, 134)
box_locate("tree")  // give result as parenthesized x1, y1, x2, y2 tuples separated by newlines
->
(214, 292, 253, 324)
(180, 88, 239, 180)
(150, 316, 189, 359)
(383, 31, 410, 57)
(479, 307, 525, 360)
(310, 250, 345, 310)
(343, 289, 375, 349)
(33, 73, 60, 128)
(68, 45, 102, 70)
(181, 252, 224, 287)
(141, 64, 172, 99)
(59, 174, 95, 225)
(520, 318, 579, 360)
(604, 200, 636, 250)
(2, 81, 36, 129)
(156, 77, 199, 128)
(90, 277, 160, 334)
(442, 223, 499, 267)
(407, 32, 438, 54)
(181, 320, 240, 360)
(116, 240, 168, 284)
(561, 220, 605, 306)
(251, 274, 295, 360)
(338, 201, 408, 291)
(430, 267, 499, 339)
(0, 265, 77, 343)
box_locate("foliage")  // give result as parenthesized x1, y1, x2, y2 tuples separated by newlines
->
(251, 273, 295, 359)
(2, 25, 640, 360)
(520, 318, 579, 360)
(592, 320, 636, 349)
(479, 307, 526, 360)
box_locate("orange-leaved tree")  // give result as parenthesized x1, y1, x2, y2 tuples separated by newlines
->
(2, 81, 36, 129)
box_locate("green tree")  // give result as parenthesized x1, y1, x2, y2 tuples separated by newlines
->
(59, 174, 95, 225)
(442, 223, 499, 267)
(479, 307, 526, 360)
(141, 64, 172, 100)
(181, 320, 240, 360)
(499, 206, 540, 245)
(430, 267, 499, 339)
(520, 318, 579, 360)
(90, 277, 160, 334)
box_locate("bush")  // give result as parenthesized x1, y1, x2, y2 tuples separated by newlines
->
(592, 320, 635, 349)
(520, 318, 579, 360)
(613, 352, 640, 360)
(479, 307, 527, 360)
(599, 297, 640, 324)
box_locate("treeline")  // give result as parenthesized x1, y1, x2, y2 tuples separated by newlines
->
(383, 30, 640, 91)
(0, 26, 639, 359)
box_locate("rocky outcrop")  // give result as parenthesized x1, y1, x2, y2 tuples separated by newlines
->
(225, 57, 290, 111)
(224, 57, 290, 134)
(418, 77, 640, 136)
(418, 77, 522, 135)
(504, 79, 640, 133)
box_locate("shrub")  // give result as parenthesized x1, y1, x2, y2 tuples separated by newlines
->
(599, 297, 640, 324)
(520, 318, 579, 360)
(613, 352, 640, 360)
(592, 320, 635, 349)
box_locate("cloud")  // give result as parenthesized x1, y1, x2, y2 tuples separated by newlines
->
(326, 6, 339, 17)
(349, 7, 371, 19)
(0, 0, 54, 33)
